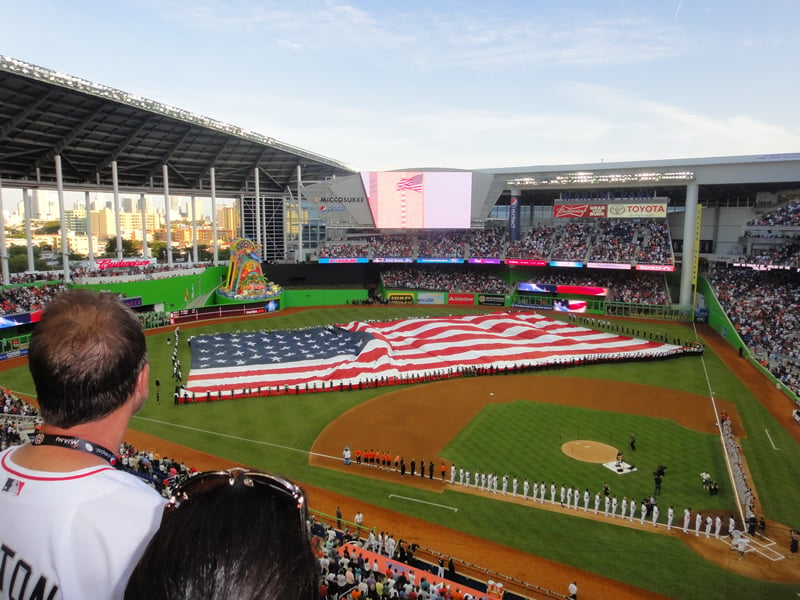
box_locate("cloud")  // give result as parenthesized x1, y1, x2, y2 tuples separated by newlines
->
(139, 1, 685, 70)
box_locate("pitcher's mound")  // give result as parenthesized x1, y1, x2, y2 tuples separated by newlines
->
(561, 440, 619, 463)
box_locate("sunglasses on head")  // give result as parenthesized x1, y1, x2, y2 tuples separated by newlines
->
(164, 468, 308, 534)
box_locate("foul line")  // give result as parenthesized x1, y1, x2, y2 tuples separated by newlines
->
(131, 415, 336, 460)
(388, 494, 458, 512)
(764, 429, 780, 451)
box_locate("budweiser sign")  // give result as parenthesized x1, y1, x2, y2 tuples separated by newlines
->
(554, 202, 667, 219)
(95, 259, 152, 270)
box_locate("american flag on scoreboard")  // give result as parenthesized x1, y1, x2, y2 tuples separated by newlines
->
(395, 174, 423, 193)
(185, 313, 688, 395)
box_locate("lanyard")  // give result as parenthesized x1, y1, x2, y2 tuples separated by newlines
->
(31, 433, 118, 467)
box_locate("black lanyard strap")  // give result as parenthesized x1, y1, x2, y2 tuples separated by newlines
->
(31, 433, 118, 467)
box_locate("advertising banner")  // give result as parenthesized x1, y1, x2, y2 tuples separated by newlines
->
(554, 202, 667, 219)
(477, 294, 506, 306)
(447, 293, 475, 305)
(509, 194, 521, 241)
(171, 301, 280, 324)
(387, 293, 415, 304)
(417, 292, 446, 305)
(0, 310, 43, 329)
(554, 299, 588, 312)
(468, 258, 501, 264)
(635, 264, 675, 272)
(417, 257, 464, 264)
(319, 257, 369, 264)
(517, 282, 557, 294)
(587, 262, 632, 270)
(373, 257, 414, 263)
(505, 258, 547, 266)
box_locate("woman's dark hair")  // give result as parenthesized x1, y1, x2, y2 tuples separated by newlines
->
(125, 471, 319, 600)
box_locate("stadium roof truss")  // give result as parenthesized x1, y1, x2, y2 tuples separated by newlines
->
(0, 56, 357, 197)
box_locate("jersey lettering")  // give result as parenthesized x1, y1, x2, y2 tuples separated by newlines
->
(0, 544, 59, 600)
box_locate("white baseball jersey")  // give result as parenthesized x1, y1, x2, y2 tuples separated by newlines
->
(0, 446, 165, 600)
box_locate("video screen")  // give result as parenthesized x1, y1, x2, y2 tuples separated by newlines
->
(360, 171, 472, 229)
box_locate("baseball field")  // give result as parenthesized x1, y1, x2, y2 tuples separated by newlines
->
(3, 303, 799, 599)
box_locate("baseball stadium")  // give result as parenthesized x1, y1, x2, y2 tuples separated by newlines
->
(1, 56, 799, 599)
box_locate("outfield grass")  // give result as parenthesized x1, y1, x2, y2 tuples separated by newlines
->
(3, 305, 798, 599)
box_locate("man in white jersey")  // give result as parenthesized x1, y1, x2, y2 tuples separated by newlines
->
(0, 290, 164, 600)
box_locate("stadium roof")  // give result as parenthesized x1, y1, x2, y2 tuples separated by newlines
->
(0, 56, 357, 197)
(2, 55, 799, 212)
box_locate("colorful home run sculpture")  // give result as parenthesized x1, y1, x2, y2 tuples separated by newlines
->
(217, 238, 282, 301)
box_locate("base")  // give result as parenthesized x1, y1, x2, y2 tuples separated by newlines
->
(603, 460, 638, 475)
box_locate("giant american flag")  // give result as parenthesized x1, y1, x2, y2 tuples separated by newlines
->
(185, 313, 690, 397)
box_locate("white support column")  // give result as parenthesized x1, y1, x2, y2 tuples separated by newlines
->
(210, 167, 218, 265)
(239, 196, 245, 239)
(190, 195, 198, 266)
(297, 165, 303, 263)
(164, 165, 172, 267)
(254, 168, 261, 250)
(55, 156, 71, 283)
(112, 161, 123, 259)
(85, 191, 95, 269)
(23, 189, 34, 273)
(0, 175, 9, 286)
(140, 193, 148, 259)
(679, 183, 699, 306)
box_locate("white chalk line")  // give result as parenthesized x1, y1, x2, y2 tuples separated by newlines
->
(131, 415, 337, 460)
(388, 494, 458, 512)
(764, 429, 780, 451)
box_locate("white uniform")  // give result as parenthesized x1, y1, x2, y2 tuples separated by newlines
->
(0, 446, 164, 600)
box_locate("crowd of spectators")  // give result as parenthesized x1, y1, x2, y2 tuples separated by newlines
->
(746, 198, 800, 227)
(636, 220, 673, 265)
(9, 272, 63, 285)
(0, 282, 68, 316)
(378, 265, 669, 305)
(747, 240, 800, 268)
(591, 221, 639, 263)
(1, 387, 39, 450)
(319, 242, 371, 259)
(380, 267, 511, 295)
(468, 229, 506, 258)
(550, 222, 594, 261)
(417, 232, 466, 259)
(370, 235, 416, 259)
(709, 266, 799, 396)
(506, 224, 554, 260)
(316, 220, 674, 265)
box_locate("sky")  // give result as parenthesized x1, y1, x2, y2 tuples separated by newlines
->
(1, 0, 799, 173)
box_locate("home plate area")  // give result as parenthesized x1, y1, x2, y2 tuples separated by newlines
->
(603, 460, 638, 475)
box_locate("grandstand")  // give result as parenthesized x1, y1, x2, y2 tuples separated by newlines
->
(1, 56, 800, 599)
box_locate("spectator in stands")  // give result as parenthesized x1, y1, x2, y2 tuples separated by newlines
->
(747, 198, 800, 227)
(0, 289, 164, 600)
(125, 468, 319, 600)
(0, 282, 67, 316)
(710, 266, 799, 396)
